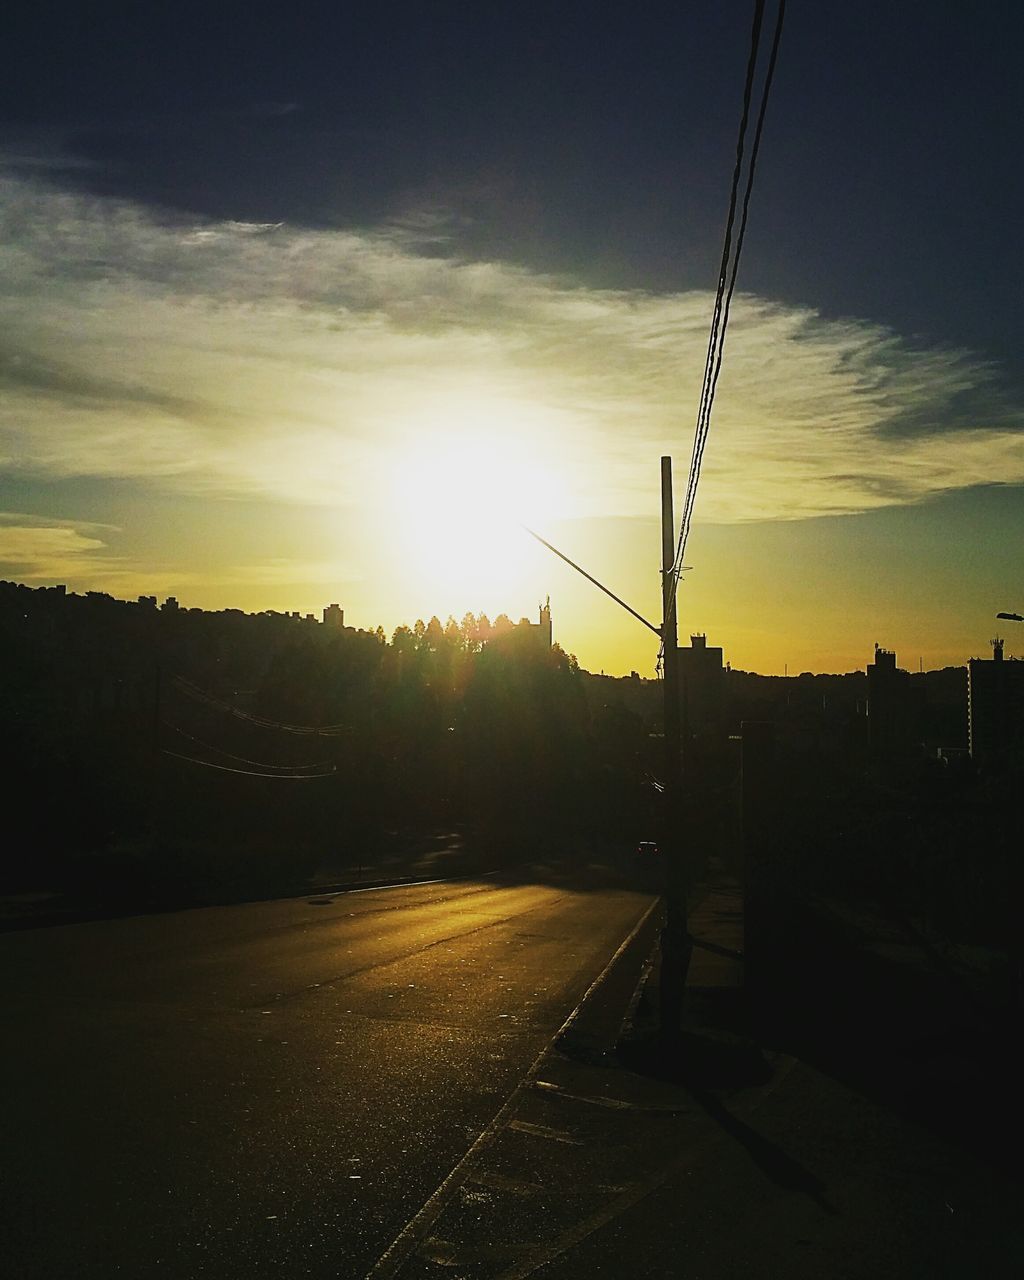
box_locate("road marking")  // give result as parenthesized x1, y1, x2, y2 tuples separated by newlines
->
(362, 895, 661, 1280)
(507, 1119, 583, 1145)
(533, 1079, 692, 1113)
(465, 1169, 545, 1196)
(419, 1238, 537, 1268)
(342, 868, 509, 895)
(491, 1054, 804, 1280)
(347, 877, 447, 894)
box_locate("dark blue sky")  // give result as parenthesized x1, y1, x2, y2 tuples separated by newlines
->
(4, 1, 1022, 375)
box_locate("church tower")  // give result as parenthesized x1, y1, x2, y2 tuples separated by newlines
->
(539, 596, 552, 647)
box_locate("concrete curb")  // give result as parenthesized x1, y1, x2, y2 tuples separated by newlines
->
(365, 894, 664, 1280)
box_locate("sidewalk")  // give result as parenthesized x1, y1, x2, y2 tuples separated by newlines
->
(624, 866, 747, 1044)
(684, 871, 745, 991)
(392, 870, 1023, 1279)
(545, 874, 1024, 1279)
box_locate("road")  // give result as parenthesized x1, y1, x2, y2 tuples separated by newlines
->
(0, 869, 654, 1278)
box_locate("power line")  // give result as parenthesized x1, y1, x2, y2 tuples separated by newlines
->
(682, 0, 768, 554)
(172, 677, 348, 736)
(163, 722, 332, 773)
(676, 0, 786, 577)
(654, 0, 785, 681)
(522, 525, 661, 636)
(160, 748, 336, 779)
(674, 0, 787, 589)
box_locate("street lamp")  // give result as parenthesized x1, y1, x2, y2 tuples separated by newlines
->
(996, 611, 1023, 622)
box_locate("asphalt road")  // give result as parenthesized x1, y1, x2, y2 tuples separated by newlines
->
(0, 869, 653, 1279)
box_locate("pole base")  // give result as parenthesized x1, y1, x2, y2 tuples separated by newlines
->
(658, 920, 693, 1048)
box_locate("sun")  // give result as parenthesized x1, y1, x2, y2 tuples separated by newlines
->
(390, 427, 567, 607)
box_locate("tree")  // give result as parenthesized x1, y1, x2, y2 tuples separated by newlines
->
(460, 612, 480, 653)
(391, 624, 416, 654)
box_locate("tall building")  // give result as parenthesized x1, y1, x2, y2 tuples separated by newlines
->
(677, 633, 724, 742)
(968, 637, 1024, 767)
(323, 603, 345, 628)
(866, 643, 913, 753)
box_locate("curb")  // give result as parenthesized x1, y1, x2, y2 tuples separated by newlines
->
(365, 894, 664, 1280)
(558, 896, 665, 1058)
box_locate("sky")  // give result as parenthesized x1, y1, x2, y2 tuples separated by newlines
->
(1, 1, 1022, 675)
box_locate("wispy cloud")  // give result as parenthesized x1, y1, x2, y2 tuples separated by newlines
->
(229, 559, 359, 587)
(0, 516, 118, 580)
(0, 511, 351, 601)
(1, 173, 1021, 525)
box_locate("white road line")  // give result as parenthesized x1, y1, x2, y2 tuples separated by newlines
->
(492, 1054, 805, 1280)
(329, 867, 510, 896)
(465, 1169, 546, 1196)
(507, 1119, 583, 1145)
(361, 895, 661, 1280)
(533, 1079, 692, 1113)
(347, 877, 448, 894)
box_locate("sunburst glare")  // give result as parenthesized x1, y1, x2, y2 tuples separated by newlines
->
(391, 424, 570, 606)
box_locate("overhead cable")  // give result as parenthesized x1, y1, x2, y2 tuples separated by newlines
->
(675, 0, 786, 577)
(172, 677, 348, 736)
(521, 526, 661, 636)
(160, 748, 336, 779)
(670, 0, 786, 615)
(163, 722, 332, 773)
(681, 0, 768, 558)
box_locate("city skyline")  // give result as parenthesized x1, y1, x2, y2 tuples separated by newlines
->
(4, 574, 1017, 680)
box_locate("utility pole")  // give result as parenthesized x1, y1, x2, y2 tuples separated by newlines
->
(659, 456, 691, 1044)
(523, 457, 691, 1043)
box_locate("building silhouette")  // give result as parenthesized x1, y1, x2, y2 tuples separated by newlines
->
(968, 637, 1024, 768)
(866, 644, 915, 754)
(481, 599, 552, 649)
(537, 597, 552, 648)
(678, 633, 724, 744)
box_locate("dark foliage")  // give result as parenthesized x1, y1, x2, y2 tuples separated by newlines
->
(0, 583, 648, 905)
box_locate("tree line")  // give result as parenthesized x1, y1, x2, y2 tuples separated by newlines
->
(0, 583, 653, 906)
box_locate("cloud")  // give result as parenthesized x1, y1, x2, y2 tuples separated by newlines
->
(229, 559, 360, 587)
(0, 512, 351, 602)
(1, 172, 1022, 526)
(0, 515, 117, 580)
(0, 128, 99, 175)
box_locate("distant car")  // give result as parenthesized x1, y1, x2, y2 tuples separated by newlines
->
(636, 841, 659, 857)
